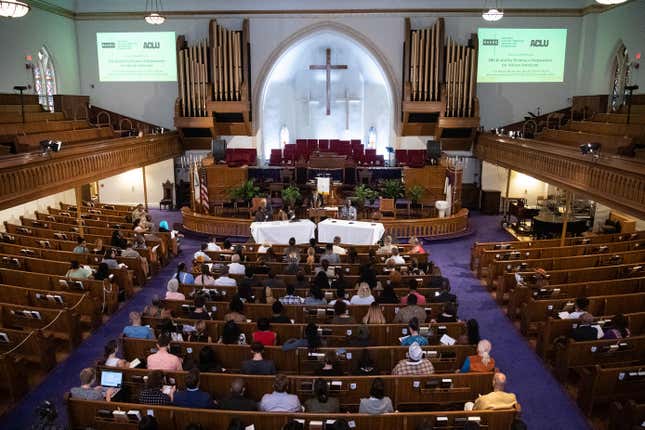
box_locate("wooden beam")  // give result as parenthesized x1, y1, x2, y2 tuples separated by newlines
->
(75, 185, 84, 236)
(142, 165, 149, 211)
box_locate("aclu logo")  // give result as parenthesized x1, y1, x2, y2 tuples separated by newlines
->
(530, 39, 549, 47)
(101, 42, 115, 49)
(143, 42, 160, 49)
(483, 39, 499, 46)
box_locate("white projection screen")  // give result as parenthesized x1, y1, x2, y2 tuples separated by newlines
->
(477, 28, 567, 83)
(97, 32, 177, 82)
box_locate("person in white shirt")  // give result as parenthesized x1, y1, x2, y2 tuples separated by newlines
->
(228, 254, 246, 275)
(214, 267, 237, 287)
(566, 297, 590, 320)
(194, 264, 217, 286)
(257, 241, 271, 254)
(385, 247, 405, 265)
(193, 243, 212, 262)
(350, 282, 376, 305)
(259, 374, 302, 412)
(206, 237, 221, 252)
(332, 236, 347, 255)
(376, 235, 397, 256)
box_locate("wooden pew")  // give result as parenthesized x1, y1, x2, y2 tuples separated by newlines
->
(207, 250, 430, 265)
(0, 111, 65, 124)
(0, 302, 81, 349)
(553, 335, 645, 380)
(0, 328, 55, 402)
(536, 312, 645, 359)
(520, 292, 645, 335)
(537, 128, 635, 155)
(159, 300, 451, 324)
(577, 364, 645, 415)
(592, 112, 645, 125)
(67, 397, 518, 430)
(566, 120, 645, 145)
(14, 127, 116, 152)
(120, 338, 476, 375)
(0, 119, 90, 142)
(609, 400, 645, 430)
(140, 316, 467, 347)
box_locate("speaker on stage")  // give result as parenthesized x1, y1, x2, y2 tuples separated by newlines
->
(212, 139, 227, 161)
(426, 141, 441, 164)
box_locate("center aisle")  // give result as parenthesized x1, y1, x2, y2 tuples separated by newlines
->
(1, 213, 201, 430)
(428, 212, 591, 430)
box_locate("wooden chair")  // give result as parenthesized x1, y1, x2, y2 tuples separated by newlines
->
(159, 180, 173, 210)
(379, 197, 396, 218)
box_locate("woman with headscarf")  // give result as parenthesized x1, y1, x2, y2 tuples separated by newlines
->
(459, 339, 495, 373)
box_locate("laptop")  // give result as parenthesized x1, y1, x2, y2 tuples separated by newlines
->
(100, 370, 123, 398)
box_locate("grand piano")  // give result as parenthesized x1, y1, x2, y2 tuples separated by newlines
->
(532, 213, 588, 239)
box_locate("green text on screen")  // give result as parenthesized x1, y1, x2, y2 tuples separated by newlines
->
(477, 28, 567, 83)
(97, 32, 177, 82)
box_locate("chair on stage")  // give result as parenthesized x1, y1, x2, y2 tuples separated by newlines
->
(307, 139, 318, 156)
(318, 139, 330, 152)
(269, 149, 283, 166)
(364, 148, 377, 165)
(159, 180, 173, 210)
(379, 197, 396, 218)
(396, 149, 408, 166)
(283, 144, 296, 165)
(407, 150, 426, 168)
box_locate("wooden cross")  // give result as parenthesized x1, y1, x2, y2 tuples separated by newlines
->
(309, 48, 348, 116)
(334, 88, 361, 130)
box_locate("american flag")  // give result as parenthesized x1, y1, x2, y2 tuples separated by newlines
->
(199, 166, 210, 214)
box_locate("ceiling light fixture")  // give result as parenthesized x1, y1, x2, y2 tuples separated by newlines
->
(145, 0, 165, 25)
(0, 0, 30, 18)
(482, 0, 504, 21)
(595, 0, 627, 4)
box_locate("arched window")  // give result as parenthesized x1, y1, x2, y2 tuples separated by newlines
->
(32, 46, 57, 112)
(608, 42, 630, 113)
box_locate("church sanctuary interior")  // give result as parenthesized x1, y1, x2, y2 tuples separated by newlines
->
(0, 0, 644, 429)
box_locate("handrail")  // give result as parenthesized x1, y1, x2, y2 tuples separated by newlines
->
(0, 328, 38, 357)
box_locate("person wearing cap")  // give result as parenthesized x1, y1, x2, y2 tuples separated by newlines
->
(391, 342, 434, 375)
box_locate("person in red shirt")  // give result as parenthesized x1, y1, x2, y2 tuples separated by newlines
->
(252, 317, 277, 346)
(400, 279, 427, 305)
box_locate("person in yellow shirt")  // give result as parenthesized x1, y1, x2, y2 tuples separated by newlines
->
(472, 372, 521, 411)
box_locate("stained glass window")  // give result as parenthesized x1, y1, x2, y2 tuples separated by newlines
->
(32, 47, 57, 112)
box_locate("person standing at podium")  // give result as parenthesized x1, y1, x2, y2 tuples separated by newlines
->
(254, 199, 272, 222)
(338, 199, 357, 221)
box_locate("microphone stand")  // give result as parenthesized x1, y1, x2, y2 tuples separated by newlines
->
(13, 85, 28, 124)
(624, 85, 639, 125)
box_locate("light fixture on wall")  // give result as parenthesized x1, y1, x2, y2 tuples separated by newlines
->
(145, 0, 166, 25)
(0, 0, 30, 18)
(482, 0, 504, 21)
(595, 0, 627, 4)
(368, 126, 377, 148)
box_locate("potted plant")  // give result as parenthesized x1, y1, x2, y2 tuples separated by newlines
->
(407, 185, 425, 208)
(281, 185, 301, 210)
(380, 179, 404, 200)
(228, 179, 260, 204)
(353, 184, 378, 209)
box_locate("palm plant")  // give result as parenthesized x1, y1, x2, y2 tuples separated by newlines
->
(281, 185, 301, 209)
(228, 179, 260, 203)
(407, 185, 425, 206)
(380, 179, 405, 199)
(353, 184, 378, 208)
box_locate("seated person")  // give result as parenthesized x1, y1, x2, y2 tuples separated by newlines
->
(93, 262, 111, 281)
(331, 300, 356, 324)
(359, 378, 394, 414)
(257, 241, 271, 254)
(433, 278, 456, 303)
(328, 286, 350, 307)
(146, 333, 183, 371)
(241, 342, 277, 375)
(173, 368, 215, 409)
(304, 286, 327, 305)
(165, 278, 186, 301)
(316, 351, 343, 376)
(332, 236, 347, 255)
(470, 372, 521, 411)
(101, 249, 120, 269)
(139, 370, 174, 405)
(385, 247, 405, 265)
(376, 235, 397, 256)
(350, 282, 375, 305)
(214, 266, 237, 287)
(338, 199, 357, 221)
(270, 301, 292, 324)
(362, 302, 387, 324)
(194, 264, 216, 286)
(73, 237, 89, 254)
(224, 296, 247, 324)
(197, 346, 222, 372)
(254, 198, 272, 222)
(280, 284, 305, 305)
(400, 317, 428, 346)
(121, 243, 150, 277)
(603, 313, 631, 339)
(239, 267, 261, 300)
(66, 260, 92, 279)
(193, 243, 212, 262)
(218, 378, 258, 411)
(174, 262, 194, 285)
(111, 230, 128, 250)
(188, 295, 212, 320)
(70, 367, 115, 400)
(282, 322, 325, 351)
(571, 312, 604, 341)
(228, 254, 246, 275)
(122, 311, 155, 339)
(460, 339, 496, 373)
(264, 270, 286, 290)
(206, 237, 221, 252)
(284, 237, 300, 259)
(393, 293, 427, 323)
(102, 339, 128, 368)
(309, 238, 325, 254)
(132, 203, 146, 222)
(566, 297, 590, 320)
(315, 259, 335, 279)
(259, 374, 302, 412)
(305, 379, 340, 413)
(219, 320, 245, 345)
(407, 236, 426, 254)
(436, 302, 458, 323)
(187, 319, 211, 343)
(376, 284, 398, 304)
(252, 318, 277, 346)
(392, 342, 434, 375)
(320, 243, 340, 265)
(400, 280, 427, 305)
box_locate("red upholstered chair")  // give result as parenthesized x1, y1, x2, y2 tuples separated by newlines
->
(407, 150, 426, 167)
(307, 139, 317, 156)
(283, 144, 296, 164)
(364, 148, 377, 165)
(330, 139, 341, 153)
(318, 139, 330, 152)
(295, 140, 308, 161)
(353, 143, 364, 162)
(269, 149, 283, 166)
(396, 149, 409, 166)
(375, 155, 385, 166)
(339, 140, 352, 156)
(226, 149, 257, 167)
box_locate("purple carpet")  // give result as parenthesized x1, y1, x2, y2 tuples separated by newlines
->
(0, 210, 592, 429)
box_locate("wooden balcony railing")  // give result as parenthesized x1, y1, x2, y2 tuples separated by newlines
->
(0, 133, 181, 210)
(475, 133, 645, 219)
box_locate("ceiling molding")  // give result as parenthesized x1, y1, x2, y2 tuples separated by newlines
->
(29, 0, 75, 19)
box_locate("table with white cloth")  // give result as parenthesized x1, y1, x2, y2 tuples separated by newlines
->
(317, 218, 385, 245)
(250, 219, 316, 245)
